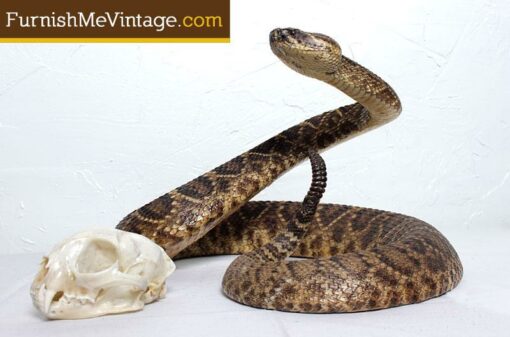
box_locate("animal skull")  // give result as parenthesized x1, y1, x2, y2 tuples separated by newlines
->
(30, 229, 175, 319)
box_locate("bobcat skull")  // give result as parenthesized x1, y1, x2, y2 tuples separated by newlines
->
(30, 229, 175, 319)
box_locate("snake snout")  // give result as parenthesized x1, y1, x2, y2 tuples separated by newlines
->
(270, 28, 302, 43)
(269, 28, 284, 43)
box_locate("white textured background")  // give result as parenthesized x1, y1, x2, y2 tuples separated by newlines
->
(1, 0, 509, 256)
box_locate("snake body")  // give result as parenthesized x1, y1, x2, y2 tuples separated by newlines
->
(117, 28, 463, 313)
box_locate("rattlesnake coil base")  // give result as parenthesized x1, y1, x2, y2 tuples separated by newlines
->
(117, 28, 463, 313)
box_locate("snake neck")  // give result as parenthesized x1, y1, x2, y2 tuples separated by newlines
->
(326, 56, 402, 129)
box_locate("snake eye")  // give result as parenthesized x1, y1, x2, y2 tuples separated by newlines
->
(281, 28, 297, 38)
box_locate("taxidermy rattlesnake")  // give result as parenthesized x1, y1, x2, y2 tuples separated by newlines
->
(117, 28, 463, 313)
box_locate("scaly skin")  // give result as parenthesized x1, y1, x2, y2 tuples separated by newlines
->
(117, 28, 462, 312)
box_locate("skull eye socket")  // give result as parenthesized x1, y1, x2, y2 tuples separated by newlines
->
(76, 239, 118, 273)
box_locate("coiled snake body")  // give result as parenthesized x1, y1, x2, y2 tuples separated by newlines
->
(117, 28, 463, 313)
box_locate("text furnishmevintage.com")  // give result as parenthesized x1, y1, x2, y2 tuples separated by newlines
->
(0, 0, 230, 42)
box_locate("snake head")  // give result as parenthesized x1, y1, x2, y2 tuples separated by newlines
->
(270, 28, 342, 79)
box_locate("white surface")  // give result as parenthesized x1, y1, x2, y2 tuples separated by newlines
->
(1, 229, 509, 337)
(0, 0, 509, 254)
